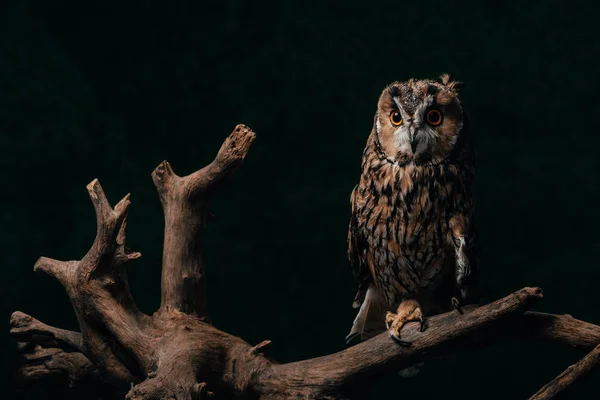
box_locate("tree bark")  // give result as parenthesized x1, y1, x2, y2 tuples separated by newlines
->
(9, 124, 600, 399)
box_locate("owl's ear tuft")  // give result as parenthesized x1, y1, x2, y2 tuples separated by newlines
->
(439, 73, 452, 85)
(439, 73, 463, 94)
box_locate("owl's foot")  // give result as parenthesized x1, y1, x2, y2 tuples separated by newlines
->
(385, 299, 425, 346)
(451, 296, 463, 314)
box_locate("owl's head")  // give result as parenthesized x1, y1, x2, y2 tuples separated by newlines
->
(374, 74, 465, 165)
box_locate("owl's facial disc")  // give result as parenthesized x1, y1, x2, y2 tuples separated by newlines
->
(376, 77, 464, 165)
(393, 121, 436, 156)
(389, 94, 438, 156)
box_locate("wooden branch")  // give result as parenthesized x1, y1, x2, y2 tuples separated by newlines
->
(12, 342, 117, 400)
(14, 343, 98, 385)
(10, 311, 83, 351)
(257, 287, 543, 398)
(152, 124, 255, 319)
(10, 124, 600, 400)
(9, 314, 121, 399)
(519, 311, 600, 349)
(31, 179, 151, 389)
(529, 344, 600, 400)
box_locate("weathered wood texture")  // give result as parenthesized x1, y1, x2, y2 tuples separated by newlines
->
(9, 125, 600, 399)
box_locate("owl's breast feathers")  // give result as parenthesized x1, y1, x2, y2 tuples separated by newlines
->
(348, 131, 474, 309)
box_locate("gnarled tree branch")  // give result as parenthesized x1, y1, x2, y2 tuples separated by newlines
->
(10, 124, 600, 400)
(14, 343, 98, 385)
(257, 287, 544, 399)
(9, 314, 107, 398)
(152, 124, 255, 320)
(10, 311, 83, 351)
(32, 179, 151, 390)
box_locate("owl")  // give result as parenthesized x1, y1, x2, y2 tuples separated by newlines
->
(346, 74, 479, 346)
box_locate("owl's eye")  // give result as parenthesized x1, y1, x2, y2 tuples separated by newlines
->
(390, 111, 403, 126)
(426, 109, 443, 126)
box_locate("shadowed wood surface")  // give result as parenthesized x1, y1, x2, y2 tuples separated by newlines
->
(9, 125, 600, 399)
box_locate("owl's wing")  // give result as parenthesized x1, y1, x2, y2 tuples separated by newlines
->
(461, 223, 481, 303)
(450, 212, 480, 304)
(450, 122, 480, 303)
(347, 185, 371, 308)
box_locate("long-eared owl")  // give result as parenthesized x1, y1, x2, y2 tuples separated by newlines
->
(347, 74, 479, 345)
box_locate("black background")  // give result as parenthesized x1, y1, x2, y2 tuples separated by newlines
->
(2, 1, 599, 399)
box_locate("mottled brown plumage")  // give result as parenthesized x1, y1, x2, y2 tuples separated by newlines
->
(347, 75, 478, 345)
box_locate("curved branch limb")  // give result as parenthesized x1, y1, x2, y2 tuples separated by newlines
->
(82, 179, 134, 278)
(256, 287, 544, 398)
(14, 344, 99, 385)
(29, 179, 150, 387)
(76, 180, 152, 380)
(529, 344, 600, 400)
(152, 124, 256, 318)
(10, 311, 83, 351)
(33, 257, 75, 290)
(188, 124, 257, 198)
(519, 311, 600, 349)
(12, 342, 122, 400)
(32, 259, 142, 387)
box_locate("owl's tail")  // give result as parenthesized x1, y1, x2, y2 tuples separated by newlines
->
(345, 285, 387, 344)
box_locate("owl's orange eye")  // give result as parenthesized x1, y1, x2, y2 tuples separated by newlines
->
(426, 109, 443, 126)
(390, 111, 403, 126)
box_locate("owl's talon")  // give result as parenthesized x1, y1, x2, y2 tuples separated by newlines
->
(387, 299, 423, 346)
(385, 311, 396, 330)
(390, 332, 412, 346)
(419, 317, 427, 332)
(451, 296, 463, 314)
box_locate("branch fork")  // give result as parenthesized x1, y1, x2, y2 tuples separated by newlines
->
(9, 124, 600, 399)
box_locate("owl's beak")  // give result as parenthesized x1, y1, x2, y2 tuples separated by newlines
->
(407, 125, 418, 154)
(410, 138, 418, 154)
(408, 130, 418, 154)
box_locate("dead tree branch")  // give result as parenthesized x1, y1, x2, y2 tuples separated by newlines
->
(14, 343, 97, 385)
(9, 313, 107, 398)
(519, 311, 600, 349)
(151, 124, 255, 320)
(10, 311, 83, 351)
(529, 344, 600, 400)
(9, 124, 600, 399)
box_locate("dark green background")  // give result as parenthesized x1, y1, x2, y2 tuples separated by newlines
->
(2, 1, 599, 398)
